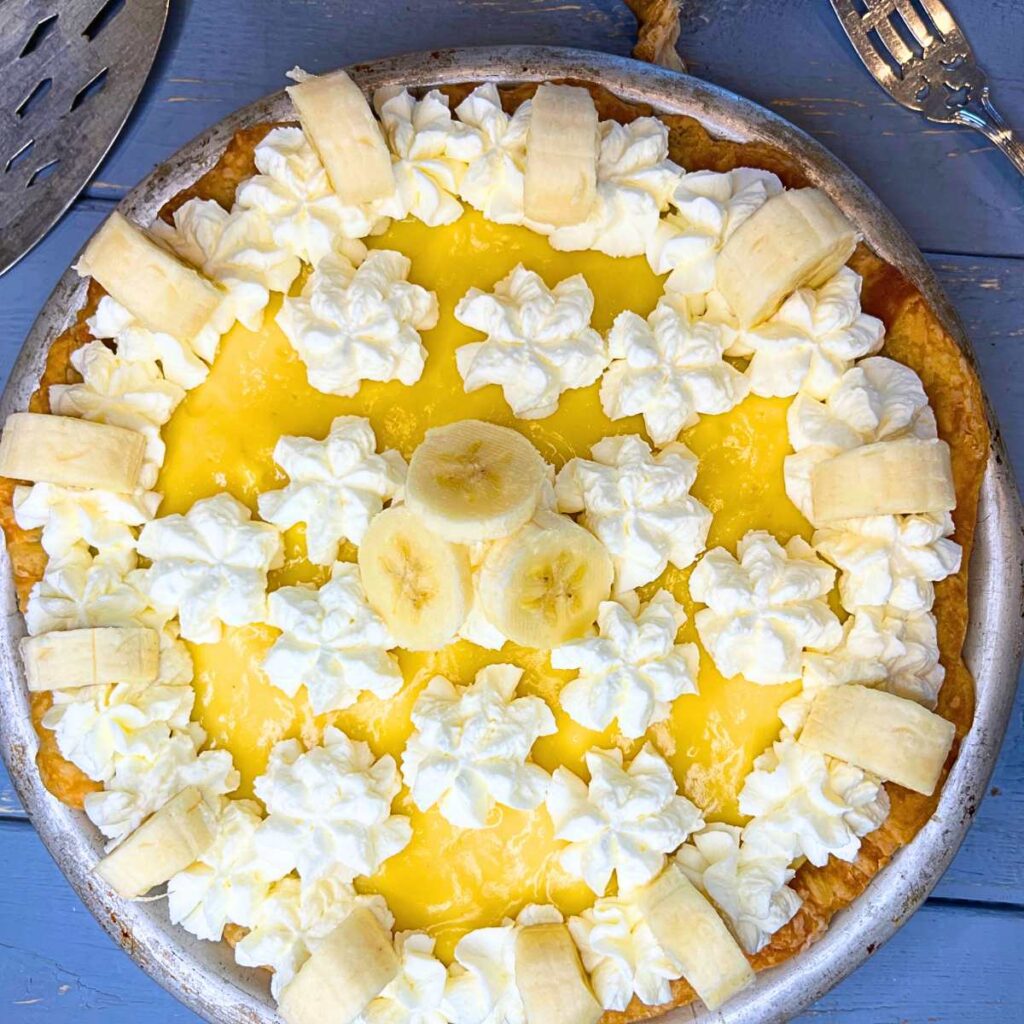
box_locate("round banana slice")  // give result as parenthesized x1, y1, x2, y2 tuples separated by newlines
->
(406, 419, 548, 543)
(358, 506, 472, 651)
(479, 511, 613, 649)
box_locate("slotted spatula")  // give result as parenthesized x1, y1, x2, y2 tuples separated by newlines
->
(0, 0, 168, 276)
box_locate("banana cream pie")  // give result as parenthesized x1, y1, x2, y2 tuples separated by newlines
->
(0, 69, 988, 1022)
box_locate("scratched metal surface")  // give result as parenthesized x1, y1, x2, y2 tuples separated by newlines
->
(0, 1, 1022, 1022)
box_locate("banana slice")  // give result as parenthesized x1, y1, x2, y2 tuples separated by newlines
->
(716, 188, 858, 328)
(76, 212, 223, 340)
(358, 506, 472, 650)
(0, 412, 147, 492)
(479, 511, 613, 648)
(811, 437, 956, 523)
(406, 420, 547, 543)
(515, 922, 602, 1024)
(95, 787, 216, 898)
(799, 683, 956, 796)
(21, 627, 159, 692)
(278, 906, 399, 1024)
(287, 69, 397, 205)
(637, 864, 754, 1011)
(524, 83, 599, 227)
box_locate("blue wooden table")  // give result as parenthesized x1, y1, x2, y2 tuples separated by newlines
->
(1, 1, 1022, 1020)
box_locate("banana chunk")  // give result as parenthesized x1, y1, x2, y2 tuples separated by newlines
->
(479, 511, 613, 648)
(0, 412, 147, 492)
(811, 438, 956, 523)
(716, 188, 857, 328)
(358, 506, 472, 650)
(799, 683, 956, 795)
(637, 864, 754, 1011)
(94, 787, 216, 898)
(76, 212, 223, 340)
(524, 83, 599, 227)
(278, 906, 399, 1024)
(406, 420, 548, 543)
(21, 627, 159, 692)
(515, 922, 602, 1024)
(287, 69, 397, 206)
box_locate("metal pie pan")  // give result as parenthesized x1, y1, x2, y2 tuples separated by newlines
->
(0, 45, 1021, 1024)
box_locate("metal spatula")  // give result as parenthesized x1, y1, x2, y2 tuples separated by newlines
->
(0, 0, 169, 276)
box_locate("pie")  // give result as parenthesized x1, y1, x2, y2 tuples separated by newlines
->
(0, 66, 988, 1024)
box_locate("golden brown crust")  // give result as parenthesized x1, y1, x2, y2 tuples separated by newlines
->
(623, 0, 686, 72)
(0, 83, 989, 1016)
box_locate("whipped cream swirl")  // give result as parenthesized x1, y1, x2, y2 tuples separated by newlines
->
(234, 874, 394, 1000)
(84, 725, 238, 848)
(278, 250, 439, 397)
(551, 590, 699, 738)
(14, 481, 158, 570)
(568, 893, 682, 1010)
(50, 339, 184, 487)
(235, 126, 397, 263)
(168, 798, 275, 941)
(401, 663, 556, 829)
(600, 300, 749, 445)
(675, 822, 801, 954)
(547, 744, 703, 895)
(454, 265, 606, 420)
(137, 492, 283, 643)
(25, 548, 151, 636)
(257, 415, 406, 564)
(783, 355, 938, 522)
(555, 434, 712, 592)
(547, 117, 682, 258)
(443, 904, 563, 1024)
(454, 84, 531, 225)
(88, 294, 211, 390)
(690, 530, 842, 685)
(813, 512, 961, 615)
(152, 197, 302, 332)
(646, 168, 782, 304)
(375, 88, 480, 226)
(263, 562, 401, 715)
(721, 267, 884, 400)
(360, 931, 450, 1024)
(738, 736, 889, 867)
(254, 726, 411, 883)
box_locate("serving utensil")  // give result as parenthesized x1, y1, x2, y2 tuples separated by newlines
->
(830, 0, 1024, 176)
(0, 0, 169, 276)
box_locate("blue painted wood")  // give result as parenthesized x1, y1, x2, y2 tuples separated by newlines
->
(1, 821, 1021, 1022)
(0, 0, 1023, 1020)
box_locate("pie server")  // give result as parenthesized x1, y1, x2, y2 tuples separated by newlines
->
(0, 0, 169, 277)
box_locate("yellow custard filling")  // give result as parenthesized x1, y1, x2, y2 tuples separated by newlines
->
(158, 209, 810, 958)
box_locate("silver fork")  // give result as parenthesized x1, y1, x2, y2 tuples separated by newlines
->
(830, 0, 1024, 177)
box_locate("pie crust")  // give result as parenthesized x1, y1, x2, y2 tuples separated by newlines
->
(0, 80, 988, 1018)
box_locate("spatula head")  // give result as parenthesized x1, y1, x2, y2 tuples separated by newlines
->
(0, 0, 168, 276)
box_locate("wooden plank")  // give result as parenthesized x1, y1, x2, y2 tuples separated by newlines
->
(932, 696, 1024, 905)
(0, 821, 1019, 1021)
